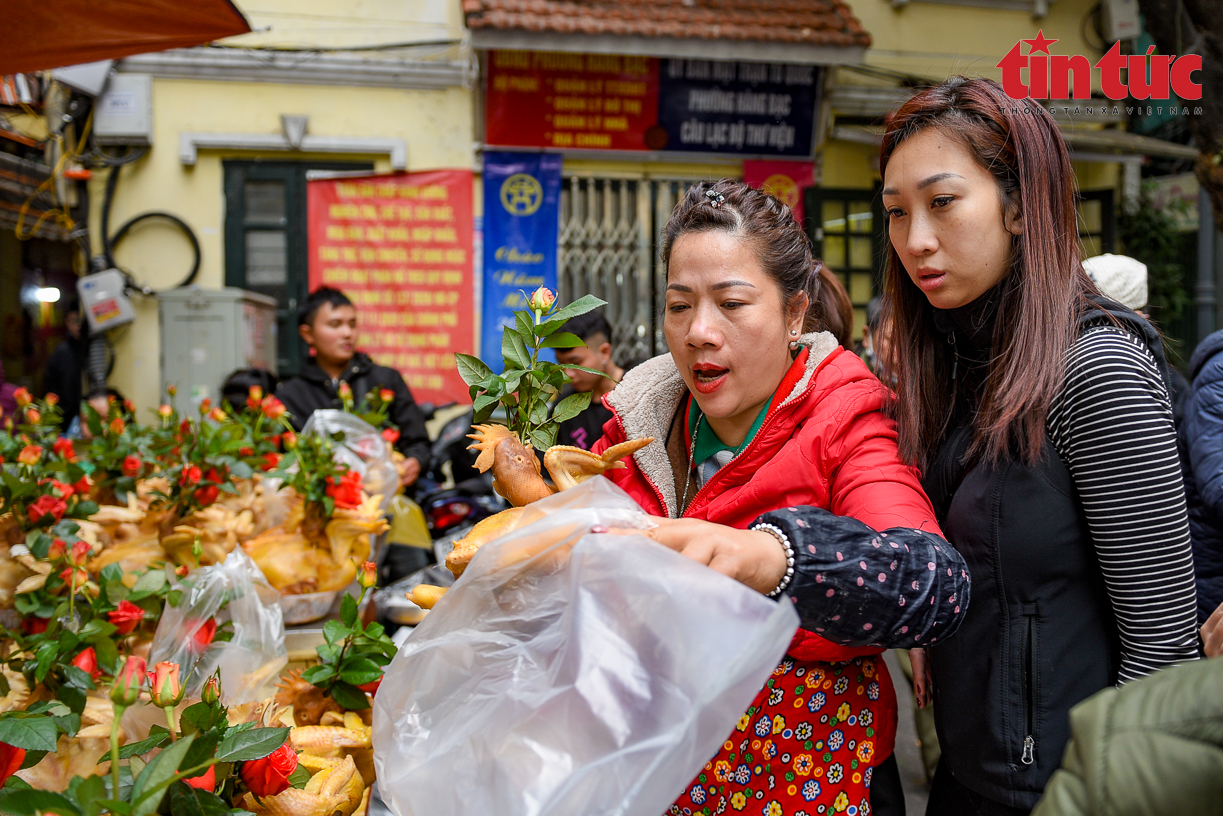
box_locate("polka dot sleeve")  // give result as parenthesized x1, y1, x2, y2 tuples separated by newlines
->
(754, 506, 971, 649)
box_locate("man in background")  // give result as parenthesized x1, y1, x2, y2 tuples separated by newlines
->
(553, 310, 624, 451)
(277, 286, 430, 489)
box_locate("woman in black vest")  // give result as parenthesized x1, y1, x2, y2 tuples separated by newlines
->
(878, 77, 1199, 814)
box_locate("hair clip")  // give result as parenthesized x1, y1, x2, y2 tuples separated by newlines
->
(705, 189, 726, 209)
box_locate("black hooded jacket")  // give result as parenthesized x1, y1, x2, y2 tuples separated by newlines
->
(276, 352, 431, 467)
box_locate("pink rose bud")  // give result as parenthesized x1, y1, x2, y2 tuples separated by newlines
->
(528, 286, 556, 314)
(148, 661, 184, 707)
(358, 561, 377, 590)
(110, 655, 147, 707)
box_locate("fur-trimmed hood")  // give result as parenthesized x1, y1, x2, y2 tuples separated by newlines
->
(603, 331, 840, 517)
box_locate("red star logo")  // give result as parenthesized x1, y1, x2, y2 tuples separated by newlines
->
(1023, 30, 1057, 55)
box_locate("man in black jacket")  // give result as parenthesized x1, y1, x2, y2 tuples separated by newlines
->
(277, 287, 430, 489)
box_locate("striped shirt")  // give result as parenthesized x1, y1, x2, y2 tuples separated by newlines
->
(1047, 325, 1200, 683)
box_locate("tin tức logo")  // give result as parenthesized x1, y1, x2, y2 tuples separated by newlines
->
(996, 30, 1202, 102)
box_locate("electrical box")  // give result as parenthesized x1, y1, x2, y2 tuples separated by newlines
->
(159, 287, 278, 415)
(77, 269, 137, 333)
(1101, 0, 1142, 42)
(94, 73, 152, 146)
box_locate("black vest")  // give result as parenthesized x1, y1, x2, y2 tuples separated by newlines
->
(922, 296, 1168, 809)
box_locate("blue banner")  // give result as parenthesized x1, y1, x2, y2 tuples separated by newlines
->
(481, 151, 563, 370)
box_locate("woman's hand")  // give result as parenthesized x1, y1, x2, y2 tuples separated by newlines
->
(1202, 601, 1223, 659)
(603, 517, 787, 595)
(910, 648, 932, 708)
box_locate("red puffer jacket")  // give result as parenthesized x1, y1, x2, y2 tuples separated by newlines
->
(592, 332, 943, 764)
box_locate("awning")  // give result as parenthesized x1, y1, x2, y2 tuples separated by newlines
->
(463, 0, 871, 66)
(1, 0, 250, 75)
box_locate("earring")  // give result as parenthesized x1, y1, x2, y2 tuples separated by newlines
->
(790, 330, 798, 336)
(789, 339, 800, 350)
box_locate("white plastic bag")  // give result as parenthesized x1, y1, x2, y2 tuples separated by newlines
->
(147, 548, 287, 704)
(372, 478, 799, 816)
(301, 409, 399, 517)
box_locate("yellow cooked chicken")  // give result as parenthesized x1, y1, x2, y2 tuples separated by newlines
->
(428, 424, 652, 580)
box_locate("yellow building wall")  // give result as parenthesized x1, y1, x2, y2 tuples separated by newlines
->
(90, 78, 474, 412)
(851, 0, 1101, 86)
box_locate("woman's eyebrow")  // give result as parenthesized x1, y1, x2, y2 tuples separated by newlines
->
(712, 280, 756, 291)
(882, 171, 966, 196)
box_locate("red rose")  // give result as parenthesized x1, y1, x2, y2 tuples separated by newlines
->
(52, 437, 76, 462)
(381, 427, 400, 445)
(43, 479, 74, 499)
(240, 739, 298, 798)
(356, 677, 382, 696)
(21, 616, 48, 635)
(194, 484, 219, 507)
(60, 566, 88, 586)
(27, 494, 66, 525)
(379, 388, 395, 403)
(70, 647, 101, 680)
(122, 455, 142, 477)
(203, 467, 224, 484)
(0, 742, 25, 786)
(111, 655, 146, 707)
(47, 538, 67, 559)
(180, 465, 201, 487)
(17, 445, 41, 466)
(260, 452, 280, 472)
(72, 475, 91, 497)
(70, 540, 91, 566)
(325, 470, 364, 510)
(260, 396, 286, 420)
(191, 618, 217, 650)
(183, 764, 215, 791)
(109, 600, 145, 635)
(12, 387, 31, 407)
(239, 447, 254, 458)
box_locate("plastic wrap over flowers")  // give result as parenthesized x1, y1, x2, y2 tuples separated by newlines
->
(372, 478, 800, 816)
(147, 548, 287, 703)
(300, 409, 399, 517)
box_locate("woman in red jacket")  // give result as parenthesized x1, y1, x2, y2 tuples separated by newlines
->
(592, 179, 962, 815)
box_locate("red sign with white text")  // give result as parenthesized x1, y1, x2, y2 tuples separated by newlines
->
(486, 50, 661, 151)
(307, 171, 474, 406)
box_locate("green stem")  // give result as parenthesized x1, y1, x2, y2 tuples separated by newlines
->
(164, 706, 178, 740)
(67, 570, 76, 626)
(110, 703, 124, 798)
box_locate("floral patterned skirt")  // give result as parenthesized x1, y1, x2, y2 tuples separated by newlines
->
(667, 653, 893, 816)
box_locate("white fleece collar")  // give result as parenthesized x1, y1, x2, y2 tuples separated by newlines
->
(606, 331, 840, 516)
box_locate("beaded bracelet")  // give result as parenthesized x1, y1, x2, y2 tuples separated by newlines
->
(752, 522, 795, 598)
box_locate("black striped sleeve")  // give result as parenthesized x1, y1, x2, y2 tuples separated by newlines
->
(1047, 326, 1200, 683)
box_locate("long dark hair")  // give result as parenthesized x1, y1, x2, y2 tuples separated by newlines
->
(662, 179, 823, 332)
(879, 77, 1097, 469)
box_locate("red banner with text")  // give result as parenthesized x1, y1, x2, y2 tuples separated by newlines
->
(307, 170, 474, 406)
(486, 50, 661, 151)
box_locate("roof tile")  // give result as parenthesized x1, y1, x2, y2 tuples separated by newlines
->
(464, 0, 870, 48)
